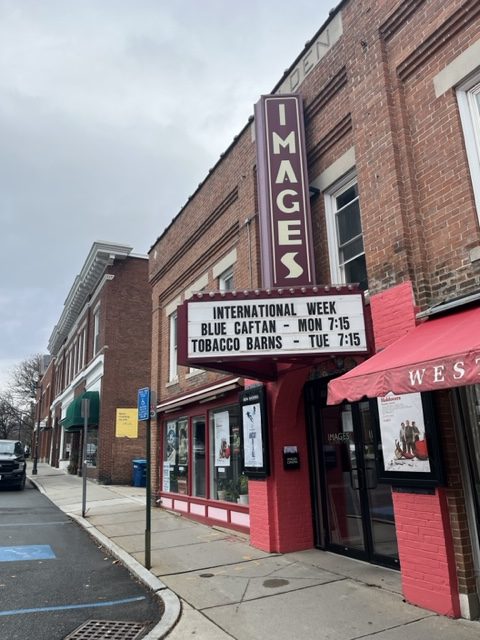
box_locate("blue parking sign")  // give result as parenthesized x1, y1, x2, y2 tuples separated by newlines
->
(138, 387, 150, 421)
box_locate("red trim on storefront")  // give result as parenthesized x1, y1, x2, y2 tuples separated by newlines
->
(158, 493, 250, 534)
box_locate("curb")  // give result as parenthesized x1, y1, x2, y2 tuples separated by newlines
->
(29, 475, 181, 639)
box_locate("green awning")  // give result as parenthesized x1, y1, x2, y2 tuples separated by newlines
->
(61, 391, 100, 432)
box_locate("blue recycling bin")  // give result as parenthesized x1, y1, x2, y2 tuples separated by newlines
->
(132, 459, 147, 487)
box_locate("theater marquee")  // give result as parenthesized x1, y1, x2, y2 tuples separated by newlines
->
(177, 289, 368, 367)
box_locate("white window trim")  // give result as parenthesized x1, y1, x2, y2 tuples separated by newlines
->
(324, 170, 359, 286)
(185, 274, 208, 300)
(213, 249, 237, 279)
(92, 302, 100, 357)
(218, 266, 234, 292)
(93, 308, 100, 355)
(165, 296, 181, 317)
(457, 76, 480, 226)
(168, 311, 178, 383)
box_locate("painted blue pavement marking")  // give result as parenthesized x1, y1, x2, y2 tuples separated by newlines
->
(0, 545, 56, 562)
(0, 595, 146, 617)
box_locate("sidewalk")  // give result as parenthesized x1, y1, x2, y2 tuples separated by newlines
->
(29, 463, 480, 640)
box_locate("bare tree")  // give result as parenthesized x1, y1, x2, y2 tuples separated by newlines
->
(1, 354, 50, 444)
(0, 391, 33, 441)
(10, 354, 44, 403)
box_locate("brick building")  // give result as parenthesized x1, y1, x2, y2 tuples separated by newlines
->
(149, 0, 480, 620)
(37, 242, 151, 484)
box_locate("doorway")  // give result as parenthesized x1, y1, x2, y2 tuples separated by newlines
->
(453, 384, 480, 615)
(305, 378, 399, 568)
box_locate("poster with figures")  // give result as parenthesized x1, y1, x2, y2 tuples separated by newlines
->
(242, 402, 263, 468)
(214, 411, 231, 467)
(166, 423, 177, 464)
(377, 392, 431, 473)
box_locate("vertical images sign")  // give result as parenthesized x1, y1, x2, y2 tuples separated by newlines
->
(240, 385, 270, 477)
(254, 94, 316, 288)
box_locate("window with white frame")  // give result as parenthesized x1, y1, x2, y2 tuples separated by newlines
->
(73, 341, 78, 376)
(213, 249, 236, 291)
(457, 77, 480, 224)
(65, 349, 71, 385)
(325, 174, 368, 290)
(77, 332, 83, 372)
(93, 307, 100, 355)
(218, 266, 234, 292)
(168, 311, 178, 382)
(81, 327, 87, 367)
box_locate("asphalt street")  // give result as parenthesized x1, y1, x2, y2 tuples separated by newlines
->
(0, 479, 163, 639)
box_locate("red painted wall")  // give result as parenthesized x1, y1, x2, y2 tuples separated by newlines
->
(393, 489, 460, 617)
(249, 368, 314, 552)
(372, 282, 460, 617)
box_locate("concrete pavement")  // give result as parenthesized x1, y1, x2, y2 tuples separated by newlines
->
(28, 463, 480, 639)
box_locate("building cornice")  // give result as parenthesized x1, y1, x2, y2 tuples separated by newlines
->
(48, 242, 135, 355)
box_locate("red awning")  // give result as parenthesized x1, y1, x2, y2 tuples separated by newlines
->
(327, 305, 480, 404)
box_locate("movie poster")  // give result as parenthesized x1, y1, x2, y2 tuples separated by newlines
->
(166, 422, 177, 464)
(214, 411, 231, 467)
(242, 402, 263, 468)
(377, 392, 431, 473)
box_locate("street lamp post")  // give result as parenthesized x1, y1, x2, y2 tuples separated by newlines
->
(32, 382, 42, 476)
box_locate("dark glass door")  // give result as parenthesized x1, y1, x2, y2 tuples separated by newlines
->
(306, 379, 399, 568)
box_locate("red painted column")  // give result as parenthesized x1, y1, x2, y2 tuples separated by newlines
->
(393, 489, 460, 617)
(372, 282, 460, 617)
(248, 367, 314, 552)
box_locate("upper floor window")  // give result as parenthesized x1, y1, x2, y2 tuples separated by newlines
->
(168, 311, 178, 382)
(213, 249, 236, 291)
(93, 307, 101, 355)
(218, 266, 234, 292)
(65, 349, 71, 385)
(325, 174, 368, 290)
(457, 78, 480, 225)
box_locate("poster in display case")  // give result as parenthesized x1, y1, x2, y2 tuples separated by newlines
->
(374, 391, 444, 488)
(240, 385, 270, 478)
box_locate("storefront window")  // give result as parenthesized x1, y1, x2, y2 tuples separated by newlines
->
(163, 418, 188, 494)
(192, 416, 206, 497)
(209, 405, 244, 502)
(86, 428, 98, 467)
(63, 434, 71, 460)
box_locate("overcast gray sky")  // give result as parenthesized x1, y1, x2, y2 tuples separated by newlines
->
(0, 0, 334, 389)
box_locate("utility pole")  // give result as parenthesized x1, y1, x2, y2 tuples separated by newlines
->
(32, 381, 42, 475)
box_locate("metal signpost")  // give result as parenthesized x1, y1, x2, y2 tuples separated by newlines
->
(138, 387, 151, 570)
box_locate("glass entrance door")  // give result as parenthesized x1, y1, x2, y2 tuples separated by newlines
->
(306, 379, 399, 567)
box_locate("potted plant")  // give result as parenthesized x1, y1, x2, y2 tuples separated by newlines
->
(217, 478, 228, 501)
(217, 477, 237, 501)
(238, 474, 249, 505)
(224, 479, 239, 503)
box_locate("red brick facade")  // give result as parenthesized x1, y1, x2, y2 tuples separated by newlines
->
(147, 0, 480, 619)
(38, 244, 151, 484)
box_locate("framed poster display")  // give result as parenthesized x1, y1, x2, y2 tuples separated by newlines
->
(166, 422, 177, 465)
(373, 391, 444, 488)
(214, 410, 231, 467)
(240, 385, 270, 478)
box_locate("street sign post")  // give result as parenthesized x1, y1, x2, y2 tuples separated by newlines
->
(138, 387, 152, 570)
(137, 387, 150, 422)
